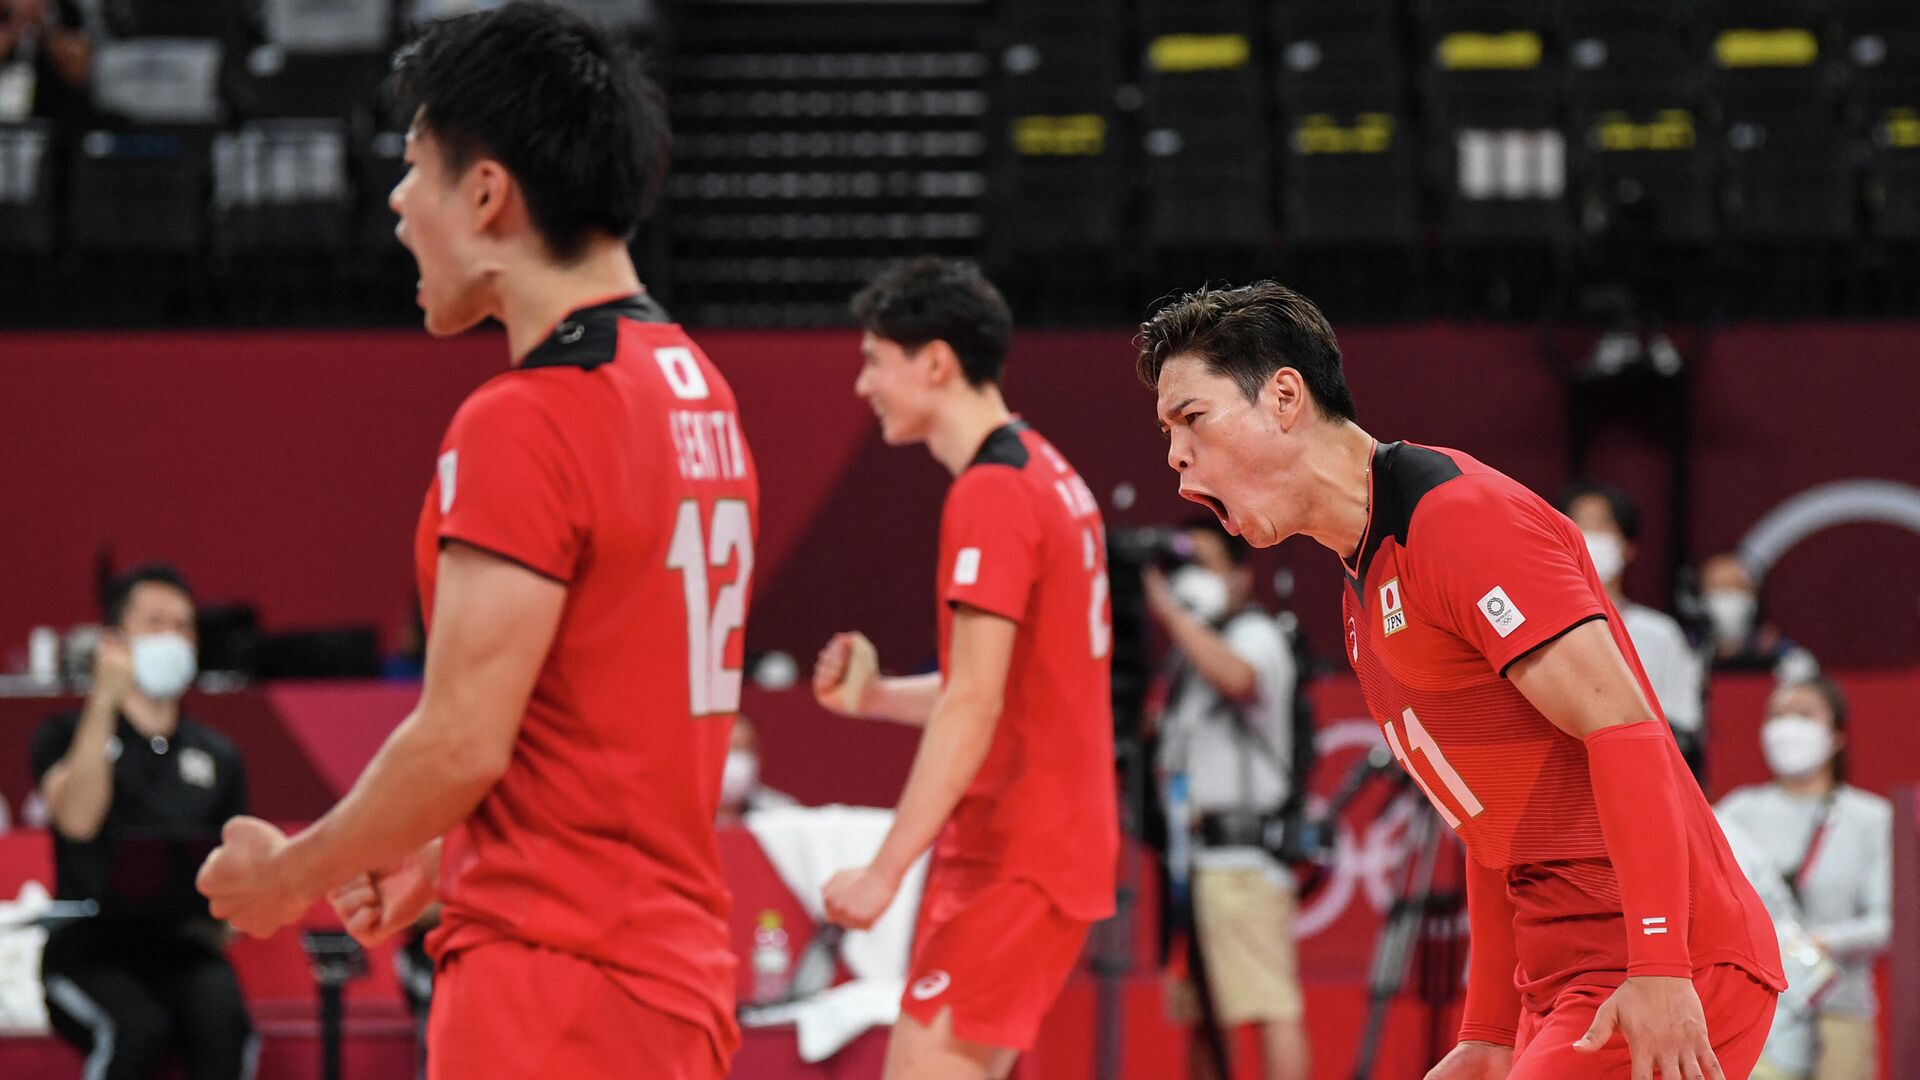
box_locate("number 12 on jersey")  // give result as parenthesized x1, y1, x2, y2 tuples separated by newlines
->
(667, 499, 754, 716)
(1382, 707, 1485, 829)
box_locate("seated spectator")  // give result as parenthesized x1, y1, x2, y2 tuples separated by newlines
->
(717, 714, 796, 825)
(30, 564, 256, 1080)
(1697, 551, 1817, 680)
(1559, 483, 1706, 769)
(0, 0, 92, 126)
(1718, 677, 1891, 1080)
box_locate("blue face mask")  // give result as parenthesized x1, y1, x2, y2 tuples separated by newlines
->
(130, 632, 197, 700)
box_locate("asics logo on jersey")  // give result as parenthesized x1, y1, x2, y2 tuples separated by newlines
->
(1642, 916, 1669, 936)
(910, 970, 952, 1001)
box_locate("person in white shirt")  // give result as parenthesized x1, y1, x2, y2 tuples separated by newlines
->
(1559, 483, 1707, 772)
(1144, 519, 1308, 1080)
(1718, 677, 1892, 1080)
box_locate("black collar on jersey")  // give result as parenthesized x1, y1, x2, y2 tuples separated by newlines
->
(1345, 441, 1464, 598)
(968, 419, 1031, 470)
(520, 292, 674, 371)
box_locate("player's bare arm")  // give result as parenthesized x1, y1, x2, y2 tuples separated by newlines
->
(813, 631, 941, 726)
(1508, 619, 1721, 1080)
(197, 542, 564, 937)
(822, 604, 1017, 929)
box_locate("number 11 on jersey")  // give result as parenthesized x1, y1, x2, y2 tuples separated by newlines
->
(1383, 707, 1485, 829)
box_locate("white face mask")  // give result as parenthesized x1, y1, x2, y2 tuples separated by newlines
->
(1169, 565, 1231, 623)
(1583, 531, 1626, 584)
(721, 750, 759, 807)
(1762, 714, 1834, 780)
(1703, 589, 1757, 645)
(130, 632, 197, 701)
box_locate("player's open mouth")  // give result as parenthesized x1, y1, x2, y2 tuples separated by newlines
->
(1187, 490, 1234, 532)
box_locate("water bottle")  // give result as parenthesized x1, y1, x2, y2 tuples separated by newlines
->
(751, 910, 792, 1005)
(1164, 771, 1192, 910)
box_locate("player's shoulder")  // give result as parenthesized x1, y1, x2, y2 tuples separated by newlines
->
(1399, 445, 1554, 544)
(950, 423, 1045, 499)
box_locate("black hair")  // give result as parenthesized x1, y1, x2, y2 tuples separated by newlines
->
(850, 256, 1014, 387)
(1558, 481, 1642, 542)
(102, 563, 195, 628)
(389, 0, 670, 262)
(1778, 675, 1851, 785)
(1136, 281, 1356, 421)
(1183, 515, 1250, 566)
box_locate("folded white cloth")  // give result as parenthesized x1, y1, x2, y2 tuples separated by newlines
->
(0, 881, 52, 1035)
(743, 804, 929, 1061)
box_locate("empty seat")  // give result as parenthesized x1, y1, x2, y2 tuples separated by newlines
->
(92, 39, 223, 126)
(70, 128, 210, 253)
(262, 0, 393, 52)
(0, 122, 55, 254)
(213, 120, 352, 252)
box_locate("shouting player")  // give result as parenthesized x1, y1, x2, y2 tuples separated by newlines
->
(811, 257, 1119, 1079)
(1136, 282, 1783, 1080)
(195, 5, 758, 1078)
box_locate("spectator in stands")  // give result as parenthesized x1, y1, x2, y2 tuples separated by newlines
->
(716, 714, 795, 825)
(1697, 551, 1818, 680)
(1558, 483, 1706, 769)
(30, 564, 256, 1080)
(0, 0, 92, 126)
(1718, 677, 1891, 1080)
(1147, 519, 1309, 1080)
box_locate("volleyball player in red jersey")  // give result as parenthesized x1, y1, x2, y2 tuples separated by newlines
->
(1135, 282, 1783, 1080)
(196, 6, 757, 1077)
(811, 258, 1119, 1080)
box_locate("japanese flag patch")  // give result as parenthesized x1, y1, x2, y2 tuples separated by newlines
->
(1476, 585, 1526, 638)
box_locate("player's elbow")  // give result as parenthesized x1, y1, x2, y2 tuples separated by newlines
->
(444, 740, 513, 789)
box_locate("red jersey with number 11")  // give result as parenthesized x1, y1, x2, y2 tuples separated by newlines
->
(1339, 441, 1781, 1007)
(413, 294, 758, 1056)
(933, 420, 1118, 921)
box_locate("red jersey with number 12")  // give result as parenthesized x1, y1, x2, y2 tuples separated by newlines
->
(1340, 441, 1781, 1007)
(933, 420, 1118, 921)
(413, 294, 758, 1056)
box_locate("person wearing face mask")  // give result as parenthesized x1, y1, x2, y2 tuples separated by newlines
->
(1144, 518, 1310, 1080)
(29, 563, 255, 1080)
(1557, 484, 1707, 774)
(716, 714, 796, 825)
(1716, 678, 1891, 1080)
(1695, 553, 1818, 681)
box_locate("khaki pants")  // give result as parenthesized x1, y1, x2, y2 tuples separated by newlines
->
(1750, 1013, 1878, 1080)
(1165, 865, 1304, 1027)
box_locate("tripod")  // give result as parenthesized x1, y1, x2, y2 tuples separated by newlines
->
(1350, 790, 1467, 1080)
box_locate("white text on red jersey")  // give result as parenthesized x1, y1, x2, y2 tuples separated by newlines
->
(670, 409, 749, 482)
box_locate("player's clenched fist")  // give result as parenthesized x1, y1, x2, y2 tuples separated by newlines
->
(822, 863, 900, 931)
(328, 840, 441, 947)
(1424, 1040, 1513, 1080)
(197, 816, 307, 938)
(811, 631, 877, 717)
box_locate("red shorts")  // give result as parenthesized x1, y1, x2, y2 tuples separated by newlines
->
(428, 941, 727, 1080)
(1509, 964, 1778, 1080)
(899, 878, 1092, 1052)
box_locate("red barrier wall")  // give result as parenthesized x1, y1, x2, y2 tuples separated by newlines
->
(4, 325, 1917, 673)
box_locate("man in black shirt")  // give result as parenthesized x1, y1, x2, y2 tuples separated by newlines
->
(30, 564, 255, 1080)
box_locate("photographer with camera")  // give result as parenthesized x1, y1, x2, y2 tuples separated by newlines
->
(1147, 519, 1310, 1080)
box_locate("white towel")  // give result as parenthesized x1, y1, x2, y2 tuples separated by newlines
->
(743, 804, 928, 1061)
(0, 881, 52, 1035)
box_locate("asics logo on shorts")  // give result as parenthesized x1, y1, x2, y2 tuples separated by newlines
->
(910, 970, 952, 1001)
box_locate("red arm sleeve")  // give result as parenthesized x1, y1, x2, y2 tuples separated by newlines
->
(1405, 480, 1608, 677)
(435, 381, 588, 584)
(1459, 854, 1522, 1046)
(940, 467, 1042, 623)
(1585, 722, 1695, 977)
